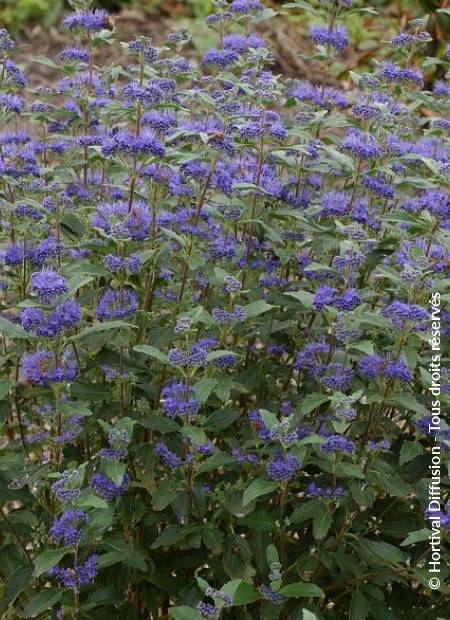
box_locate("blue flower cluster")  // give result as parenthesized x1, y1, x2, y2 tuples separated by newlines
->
(0, 0, 448, 616)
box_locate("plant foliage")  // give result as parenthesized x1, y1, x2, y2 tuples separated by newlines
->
(0, 0, 449, 618)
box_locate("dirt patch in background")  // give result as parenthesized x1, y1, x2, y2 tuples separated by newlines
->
(15, 8, 319, 89)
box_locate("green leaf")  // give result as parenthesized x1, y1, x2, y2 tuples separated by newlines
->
(31, 55, 59, 68)
(350, 590, 369, 620)
(359, 539, 406, 565)
(72, 321, 138, 342)
(134, 345, 169, 364)
(313, 510, 332, 540)
(169, 607, 203, 620)
(33, 548, 71, 577)
(76, 493, 109, 509)
(369, 471, 410, 497)
(102, 460, 127, 486)
(0, 315, 30, 339)
(242, 478, 278, 506)
(221, 579, 260, 605)
(205, 408, 240, 432)
(71, 383, 112, 401)
(243, 300, 277, 318)
(301, 611, 319, 620)
(386, 393, 428, 416)
(23, 588, 63, 617)
(278, 582, 325, 598)
(399, 441, 423, 465)
(97, 546, 147, 571)
(400, 529, 431, 547)
(350, 340, 374, 355)
(241, 511, 276, 531)
(299, 394, 330, 415)
(152, 480, 182, 511)
(266, 544, 280, 565)
(259, 409, 279, 429)
(194, 378, 218, 403)
(202, 528, 224, 555)
(284, 290, 314, 308)
(0, 379, 14, 400)
(4, 565, 34, 606)
(290, 499, 324, 524)
(151, 525, 184, 548)
(206, 350, 237, 362)
(335, 462, 365, 480)
(60, 212, 86, 237)
(198, 452, 235, 474)
(137, 416, 180, 433)
(66, 274, 93, 294)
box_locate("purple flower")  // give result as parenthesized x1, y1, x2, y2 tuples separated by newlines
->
(379, 62, 423, 88)
(319, 363, 353, 391)
(0, 244, 24, 266)
(62, 9, 109, 32)
(309, 25, 349, 52)
(101, 130, 165, 159)
(307, 482, 344, 499)
(21, 300, 81, 337)
(104, 253, 142, 274)
(359, 354, 412, 383)
(202, 48, 239, 68)
(419, 190, 450, 219)
(49, 509, 87, 546)
(91, 473, 129, 501)
(51, 470, 82, 503)
(321, 435, 355, 454)
(0, 94, 24, 113)
(313, 285, 337, 310)
(289, 81, 347, 109)
(161, 381, 200, 418)
(91, 202, 150, 241)
(382, 301, 428, 330)
(342, 129, 382, 160)
(320, 191, 348, 217)
(30, 270, 67, 303)
(266, 451, 300, 481)
(4, 60, 27, 88)
(58, 47, 90, 63)
(141, 111, 177, 131)
(223, 34, 265, 53)
(197, 602, 219, 619)
(49, 554, 98, 588)
(229, 0, 263, 14)
(0, 28, 15, 50)
(367, 439, 391, 452)
(95, 288, 138, 321)
(259, 584, 287, 604)
(21, 350, 78, 386)
(334, 289, 362, 311)
(295, 342, 331, 374)
(362, 174, 394, 199)
(390, 33, 416, 48)
(155, 442, 191, 468)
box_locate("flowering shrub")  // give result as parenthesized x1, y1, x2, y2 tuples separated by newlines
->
(0, 1, 449, 618)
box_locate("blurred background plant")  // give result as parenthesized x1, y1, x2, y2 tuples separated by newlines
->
(1, 0, 449, 38)
(0, 0, 448, 87)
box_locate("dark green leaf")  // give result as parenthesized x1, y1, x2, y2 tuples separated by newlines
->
(134, 345, 169, 364)
(242, 478, 278, 506)
(23, 588, 63, 617)
(33, 548, 71, 577)
(169, 607, 203, 620)
(278, 582, 325, 598)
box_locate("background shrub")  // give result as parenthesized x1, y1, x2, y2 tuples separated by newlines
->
(0, 1, 449, 619)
